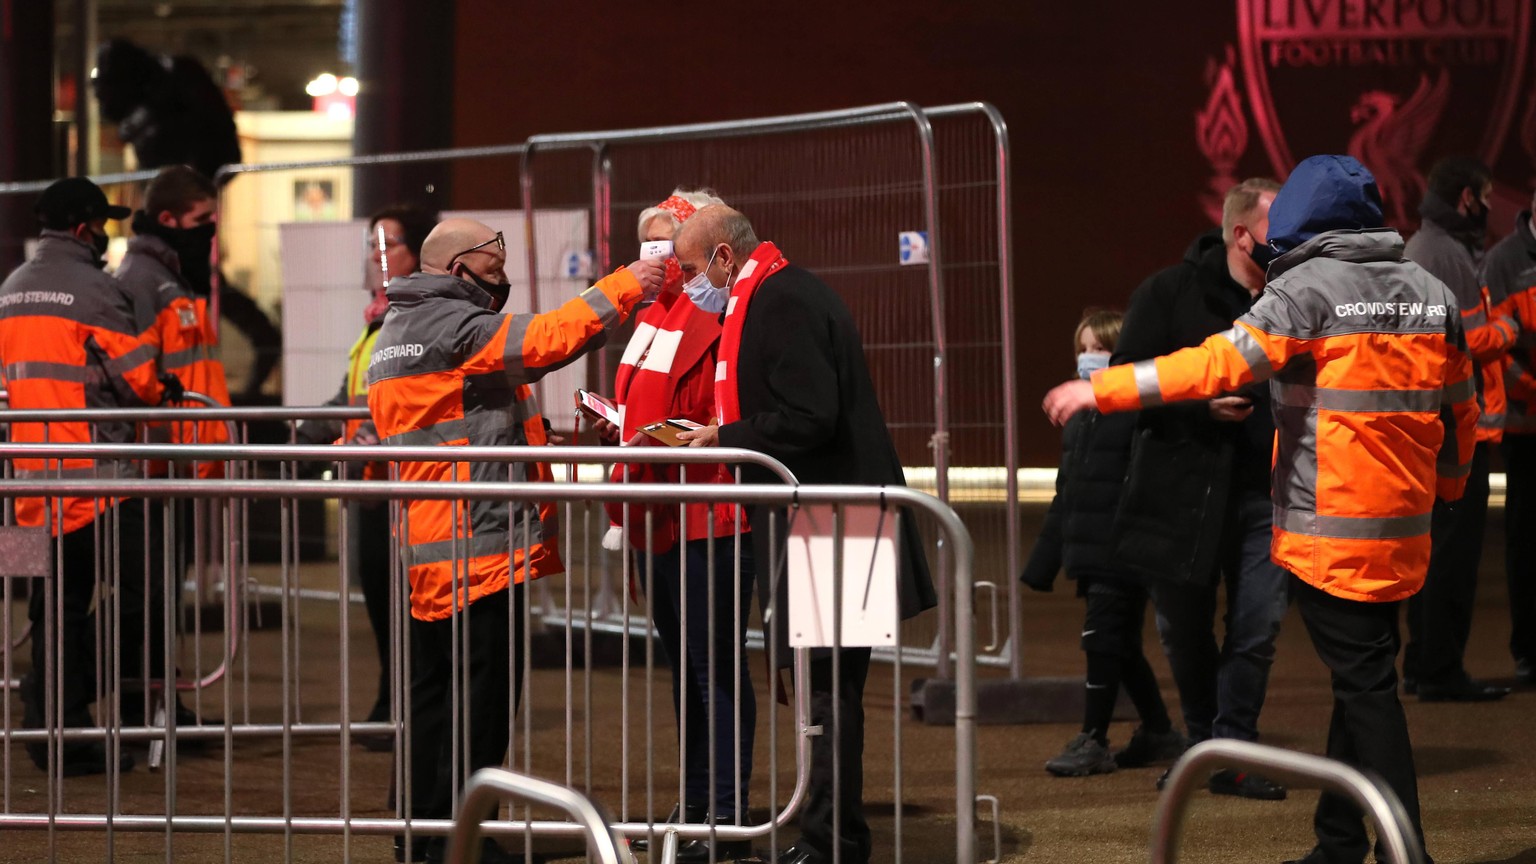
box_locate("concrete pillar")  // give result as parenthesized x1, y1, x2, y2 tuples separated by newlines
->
(351, 1, 455, 218)
(0, 0, 57, 272)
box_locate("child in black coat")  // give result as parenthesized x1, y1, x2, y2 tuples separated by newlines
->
(1021, 310, 1189, 776)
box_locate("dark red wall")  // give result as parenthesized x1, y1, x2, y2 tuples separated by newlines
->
(452, 0, 1536, 465)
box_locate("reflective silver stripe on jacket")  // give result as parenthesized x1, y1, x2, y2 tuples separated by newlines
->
(407, 527, 542, 568)
(3, 361, 90, 383)
(1223, 325, 1272, 380)
(1442, 375, 1475, 405)
(104, 343, 156, 376)
(159, 346, 208, 370)
(1462, 304, 1489, 329)
(1276, 508, 1432, 540)
(1273, 382, 1442, 413)
(1132, 360, 1162, 407)
(380, 403, 539, 447)
(580, 284, 621, 331)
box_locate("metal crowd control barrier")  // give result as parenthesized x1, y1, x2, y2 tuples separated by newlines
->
(1152, 739, 1424, 864)
(9, 98, 1024, 704)
(449, 768, 627, 864)
(0, 448, 978, 864)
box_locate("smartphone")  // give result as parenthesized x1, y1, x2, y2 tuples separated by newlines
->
(575, 389, 621, 426)
(639, 418, 703, 447)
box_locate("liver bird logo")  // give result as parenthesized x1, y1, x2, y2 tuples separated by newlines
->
(1346, 70, 1450, 228)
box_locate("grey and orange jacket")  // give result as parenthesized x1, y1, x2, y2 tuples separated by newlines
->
(1485, 211, 1536, 434)
(117, 233, 233, 477)
(1091, 229, 1477, 602)
(1404, 216, 1516, 443)
(0, 231, 166, 534)
(367, 268, 644, 621)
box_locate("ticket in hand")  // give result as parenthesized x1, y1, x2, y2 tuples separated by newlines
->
(640, 240, 674, 261)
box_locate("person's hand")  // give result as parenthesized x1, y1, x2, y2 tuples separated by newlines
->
(576, 392, 621, 442)
(158, 372, 186, 405)
(677, 423, 719, 447)
(1042, 379, 1095, 426)
(625, 258, 666, 300)
(348, 425, 380, 446)
(1209, 396, 1254, 422)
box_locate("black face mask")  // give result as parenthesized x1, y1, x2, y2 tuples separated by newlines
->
(1468, 202, 1490, 232)
(131, 211, 217, 294)
(89, 230, 109, 260)
(171, 222, 217, 296)
(460, 266, 511, 310)
(1249, 241, 1277, 270)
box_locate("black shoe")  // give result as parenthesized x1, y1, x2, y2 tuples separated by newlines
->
(425, 837, 520, 864)
(772, 844, 829, 864)
(394, 835, 429, 864)
(1416, 678, 1511, 702)
(1209, 768, 1287, 800)
(1114, 725, 1191, 768)
(1156, 767, 1171, 790)
(673, 819, 753, 863)
(27, 741, 136, 777)
(1044, 731, 1116, 777)
(632, 803, 708, 852)
(1517, 657, 1534, 685)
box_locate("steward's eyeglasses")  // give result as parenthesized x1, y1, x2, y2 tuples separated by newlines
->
(447, 231, 505, 269)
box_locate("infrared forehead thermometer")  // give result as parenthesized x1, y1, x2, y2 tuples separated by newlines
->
(640, 240, 673, 261)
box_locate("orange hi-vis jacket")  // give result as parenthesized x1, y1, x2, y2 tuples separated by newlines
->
(1092, 230, 1478, 603)
(0, 232, 166, 534)
(116, 233, 233, 477)
(1483, 212, 1536, 435)
(1404, 218, 1517, 443)
(367, 268, 644, 621)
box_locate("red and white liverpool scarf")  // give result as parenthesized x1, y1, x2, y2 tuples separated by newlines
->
(614, 291, 720, 441)
(714, 241, 789, 425)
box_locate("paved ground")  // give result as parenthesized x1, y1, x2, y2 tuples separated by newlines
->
(1, 503, 1533, 863)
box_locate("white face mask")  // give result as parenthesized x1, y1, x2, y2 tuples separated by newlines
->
(681, 244, 730, 314)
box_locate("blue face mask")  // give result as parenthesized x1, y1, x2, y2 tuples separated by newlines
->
(681, 245, 730, 315)
(1077, 351, 1109, 380)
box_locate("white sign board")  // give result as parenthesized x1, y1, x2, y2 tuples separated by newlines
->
(787, 503, 901, 648)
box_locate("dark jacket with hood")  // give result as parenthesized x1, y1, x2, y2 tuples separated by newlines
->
(1020, 407, 1140, 593)
(1106, 231, 1276, 587)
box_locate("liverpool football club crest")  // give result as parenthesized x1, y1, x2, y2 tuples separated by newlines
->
(1202, 0, 1530, 229)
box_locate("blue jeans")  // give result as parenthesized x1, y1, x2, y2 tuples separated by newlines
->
(1152, 489, 1289, 742)
(642, 535, 756, 817)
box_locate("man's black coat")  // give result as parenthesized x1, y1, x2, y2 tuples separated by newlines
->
(718, 263, 938, 654)
(1108, 231, 1274, 586)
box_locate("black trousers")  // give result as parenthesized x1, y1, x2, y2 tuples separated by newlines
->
(27, 500, 166, 724)
(1502, 435, 1536, 667)
(1406, 441, 1490, 686)
(1294, 577, 1424, 864)
(1080, 580, 1171, 734)
(646, 535, 757, 817)
(351, 501, 394, 717)
(404, 586, 523, 822)
(803, 647, 872, 864)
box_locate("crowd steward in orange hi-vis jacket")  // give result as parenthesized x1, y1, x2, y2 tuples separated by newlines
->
(1046, 155, 1477, 864)
(365, 216, 663, 864)
(0, 177, 182, 778)
(1401, 157, 1514, 703)
(1483, 189, 1536, 687)
(116, 165, 232, 479)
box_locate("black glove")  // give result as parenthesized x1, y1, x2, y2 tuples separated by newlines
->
(158, 372, 186, 405)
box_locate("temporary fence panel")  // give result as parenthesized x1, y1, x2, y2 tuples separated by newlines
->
(0, 444, 978, 864)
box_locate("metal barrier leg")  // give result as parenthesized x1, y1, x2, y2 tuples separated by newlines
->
(1151, 740, 1425, 864)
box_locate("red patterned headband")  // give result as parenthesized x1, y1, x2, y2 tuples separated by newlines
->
(656, 195, 698, 224)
